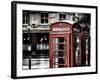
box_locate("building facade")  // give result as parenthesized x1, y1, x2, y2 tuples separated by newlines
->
(22, 10, 91, 69)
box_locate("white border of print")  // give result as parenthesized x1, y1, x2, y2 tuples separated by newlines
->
(17, 3, 96, 77)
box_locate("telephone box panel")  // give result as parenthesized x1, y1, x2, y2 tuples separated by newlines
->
(49, 22, 73, 68)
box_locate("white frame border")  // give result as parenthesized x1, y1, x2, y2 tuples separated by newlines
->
(16, 3, 97, 77)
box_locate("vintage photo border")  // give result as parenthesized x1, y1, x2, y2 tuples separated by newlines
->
(11, 1, 98, 79)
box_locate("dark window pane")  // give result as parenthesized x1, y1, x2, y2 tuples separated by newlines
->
(58, 44, 64, 50)
(41, 13, 44, 18)
(59, 14, 62, 18)
(26, 19, 28, 24)
(45, 13, 48, 18)
(23, 19, 25, 24)
(58, 51, 64, 57)
(45, 19, 48, 23)
(41, 19, 44, 23)
(63, 14, 66, 19)
(58, 37, 64, 43)
(58, 58, 64, 64)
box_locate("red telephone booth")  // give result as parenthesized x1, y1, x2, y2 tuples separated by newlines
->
(72, 23, 83, 66)
(82, 25, 90, 66)
(49, 22, 73, 68)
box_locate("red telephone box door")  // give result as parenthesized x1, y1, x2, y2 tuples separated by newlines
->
(49, 34, 71, 68)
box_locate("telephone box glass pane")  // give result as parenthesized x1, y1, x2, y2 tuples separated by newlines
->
(74, 36, 81, 66)
(52, 37, 67, 68)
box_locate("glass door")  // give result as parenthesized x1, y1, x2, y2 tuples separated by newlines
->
(50, 35, 69, 68)
(73, 36, 82, 66)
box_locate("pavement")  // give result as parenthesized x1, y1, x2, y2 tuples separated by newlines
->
(23, 58, 49, 69)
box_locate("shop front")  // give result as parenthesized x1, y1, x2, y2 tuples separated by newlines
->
(23, 21, 90, 69)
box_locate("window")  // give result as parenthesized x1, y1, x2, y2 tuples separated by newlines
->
(85, 38, 89, 65)
(74, 36, 81, 66)
(59, 13, 66, 20)
(23, 11, 28, 24)
(41, 13, 48, 24)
